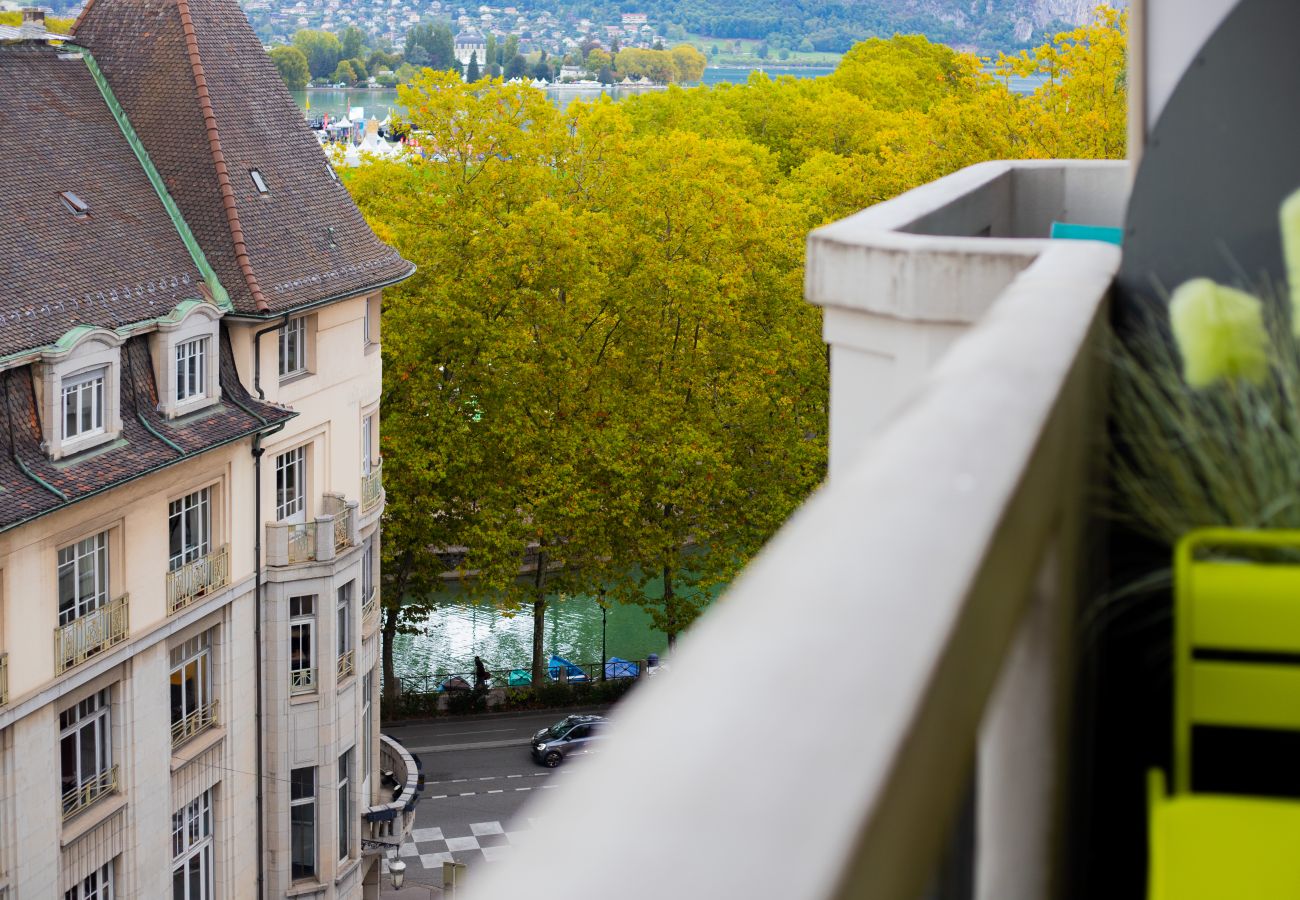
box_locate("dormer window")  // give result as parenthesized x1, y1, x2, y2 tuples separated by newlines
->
(152, 301, 222, 419)
(175, 337, 208, 404)
(62, 369, 105, 440)
(60, 191, 89, 219)
(250, 169, 269, 194)
(35, 327, 123, 460)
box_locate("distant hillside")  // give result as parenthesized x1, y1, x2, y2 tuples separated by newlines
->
(520, 0, 1123, 53)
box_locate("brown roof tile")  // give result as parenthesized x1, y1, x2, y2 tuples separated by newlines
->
(0, 43, 209, 358)
(0, 328, 294, 532)
(73, 0, 415, 317)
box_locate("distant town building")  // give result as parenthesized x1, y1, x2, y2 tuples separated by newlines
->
(454, 27, 486, 66)
(621, 12, 647, 25)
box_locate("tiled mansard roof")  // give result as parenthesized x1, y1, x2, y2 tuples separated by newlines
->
(74, 0, 415, 316)
(0, 0, 412, 528)
(0, 45, 208, 358)
(0, 331, 294, 531)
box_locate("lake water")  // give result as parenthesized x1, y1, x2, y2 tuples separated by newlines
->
(295, 64, 1042, 120)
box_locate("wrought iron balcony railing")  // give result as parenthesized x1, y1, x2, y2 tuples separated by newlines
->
(334, 505, 353, 554)
(266, 495, 359, 567)
(362, 590, 378, 625)
(0, 652, 7, 707)
(171, 699, 219, 749)
(55, 594, 129, 675)
(290, 667, 316, 695)
(337, 649, 355, 681)
(361, 459, 384, 514)
(62, 764, 119, 820)
(166, 545, 231, 615)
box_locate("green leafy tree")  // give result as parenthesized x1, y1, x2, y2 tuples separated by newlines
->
(532, 57, 552, 81)
(466, 51, 480, 82)
(505, 54, 528, 80)
(430, 22, 456, 71)
(331, 59, 358, 85)
(293, 28, 343, 79)
(341, 25, 365, 62)
(404, 24, 433, 66)
(270, 45, 310, 91)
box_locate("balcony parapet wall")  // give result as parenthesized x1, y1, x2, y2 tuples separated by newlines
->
(806, 159, 1129, 476)
(466, 161, 1123, 900)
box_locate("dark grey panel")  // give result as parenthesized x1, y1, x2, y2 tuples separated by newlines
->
(1119, 0, 1299, 309)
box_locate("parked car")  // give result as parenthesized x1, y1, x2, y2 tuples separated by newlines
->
(530, 714, 610, 767)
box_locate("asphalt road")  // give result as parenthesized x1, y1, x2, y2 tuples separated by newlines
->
(380, 708, 610, 893)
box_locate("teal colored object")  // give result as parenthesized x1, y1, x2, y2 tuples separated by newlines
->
(1149, 529, 1300, 898)
(507, 669, 532, 686)
(1049, 221, 1124, 245)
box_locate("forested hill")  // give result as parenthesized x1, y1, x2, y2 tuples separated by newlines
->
(520, 0, 1123, 52)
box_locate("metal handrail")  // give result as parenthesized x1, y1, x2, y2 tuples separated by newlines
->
(166, 545, 231, 615)
(337, 649, 355, 681)
(62, 764, 119, 820)
(290, 667, 316, 695)
(54, 594, 129, 675)
(287, 523, 317, 564)
(171, 699, 219, 748)
(334, 506, 353, 552)
(361, 459, 384, 514)
(362, 592, 378, 623)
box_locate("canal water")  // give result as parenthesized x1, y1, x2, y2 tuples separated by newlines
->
(391, 575, 723, 683)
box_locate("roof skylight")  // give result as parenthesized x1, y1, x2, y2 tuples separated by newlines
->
(59, 191, 89, 219)
(250, 169, 269, 194)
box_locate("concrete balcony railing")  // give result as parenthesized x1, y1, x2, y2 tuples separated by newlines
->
(364, 734, 421, 850)
(468, 161, 1126, 900)
(265, 494, 360, 567)
(361, 459, 384, 515)
(166, 544, 231, 615)
(62, 764, 119, 820)
(171, 699, 219, 749)
(290, 667, 316, 695)
(55, 594, 129, 676)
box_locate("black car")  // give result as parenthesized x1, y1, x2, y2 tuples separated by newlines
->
(530, 714, 609, 767)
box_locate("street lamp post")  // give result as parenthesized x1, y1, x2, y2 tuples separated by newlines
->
(599, 590, 607, 682)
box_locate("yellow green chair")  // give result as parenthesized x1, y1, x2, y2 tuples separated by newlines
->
(1149, 529, 1300, 898)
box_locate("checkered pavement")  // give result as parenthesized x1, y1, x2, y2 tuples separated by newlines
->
(382, 819, 541, 872)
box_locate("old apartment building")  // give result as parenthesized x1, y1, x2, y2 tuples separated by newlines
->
(0, 0, 418, 896)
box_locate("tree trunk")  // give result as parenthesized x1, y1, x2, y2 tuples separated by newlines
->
(664, 563, 677, 652)
(531, 549, 547, 687)
(382, 605, 400, 702)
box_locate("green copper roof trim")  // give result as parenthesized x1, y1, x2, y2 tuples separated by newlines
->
(72, 45, 233, 313)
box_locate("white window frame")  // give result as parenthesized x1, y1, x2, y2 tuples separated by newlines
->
(170, 633, 213, 743)
(169, 488, 212, 571)
(62, 368, 105, 442)
(338, 748, 353, 862)
(276, 447, 307, 524)
(279, 316, 308, 379)
(60, 689, 113, 816)
(290, 595, 315, 693)
(172, 790, 214, 900)
(65, 860, 114, 900)
(175, 337, 208, 405)
(337, 582, 353, 661)
(58, 531, 109, 626)
(362, 670, 373, 788)
(361, 414, 374, 476)
(37, 328, 122, 459)
(361, 539, 375, 603)
(290, 767, 316, 880)
(152, 302, 222, 419)
(363, 294, 380, 348)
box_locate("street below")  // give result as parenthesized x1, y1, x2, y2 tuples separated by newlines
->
(379, 708, 611, 894)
